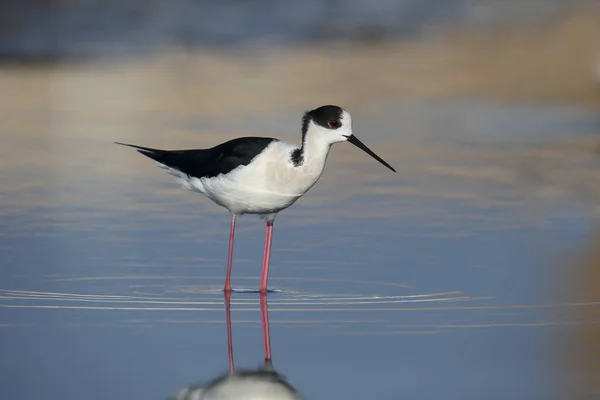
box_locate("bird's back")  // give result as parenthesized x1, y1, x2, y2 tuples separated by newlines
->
(118, 137, 277, 180)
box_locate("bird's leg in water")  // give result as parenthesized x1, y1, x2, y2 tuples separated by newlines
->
(260, 221, 274, 293)
(224, 214, 236, 292)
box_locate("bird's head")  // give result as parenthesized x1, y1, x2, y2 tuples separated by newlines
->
(301, 105, 396, 172)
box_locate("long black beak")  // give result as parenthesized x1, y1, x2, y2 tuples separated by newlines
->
(346, 135, 396, 173)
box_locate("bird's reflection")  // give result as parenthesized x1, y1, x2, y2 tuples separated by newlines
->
(168, 293, 303, 400)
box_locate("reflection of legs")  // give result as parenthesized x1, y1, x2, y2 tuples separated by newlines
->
(224, 214, 236, 293)
(260, 293, 272, 362)
(225, 291, 234, 372)
(260, 221, 274, 293)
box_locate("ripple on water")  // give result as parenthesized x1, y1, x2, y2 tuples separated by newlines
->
(1, 275, 597, 335)
(0, 275, 475, 311)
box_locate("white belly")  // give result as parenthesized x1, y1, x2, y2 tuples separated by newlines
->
(198, 174, 304, 215)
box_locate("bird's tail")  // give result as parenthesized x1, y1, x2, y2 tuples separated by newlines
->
(115, 141, 183, 179)
(114, 141, 160, 154)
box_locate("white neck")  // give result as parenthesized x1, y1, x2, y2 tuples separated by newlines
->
(300, 131, 333, 169)
(295, 121, 348, 169)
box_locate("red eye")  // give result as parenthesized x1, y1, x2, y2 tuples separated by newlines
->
(329, 119, 340, 128)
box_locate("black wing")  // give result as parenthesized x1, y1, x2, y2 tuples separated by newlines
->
(115, 137, 276, 179)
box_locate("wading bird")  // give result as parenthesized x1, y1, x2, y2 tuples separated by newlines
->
(116, 105, 395, 293)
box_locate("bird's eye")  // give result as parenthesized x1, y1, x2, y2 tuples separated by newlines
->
(328, 119, 340, 128)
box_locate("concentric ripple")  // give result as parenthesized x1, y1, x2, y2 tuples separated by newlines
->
(0, 275, 481, 311)
(1, 276, 598, 332)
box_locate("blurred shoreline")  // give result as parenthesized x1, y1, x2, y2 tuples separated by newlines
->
(1, 0, 595, 59)
(0, 11, 598, 110)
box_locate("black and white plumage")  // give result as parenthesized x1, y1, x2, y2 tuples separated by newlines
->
(116, 105, 396, 293)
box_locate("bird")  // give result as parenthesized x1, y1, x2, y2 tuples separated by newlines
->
(116, 105, 396, 293)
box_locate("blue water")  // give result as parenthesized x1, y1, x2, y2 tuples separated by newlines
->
(0, 201, 591, 399)
(2, 94, 599, 399)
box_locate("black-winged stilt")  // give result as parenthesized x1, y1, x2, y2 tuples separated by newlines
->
(116, 105, 395, 293)
(168, 293, 302, 400)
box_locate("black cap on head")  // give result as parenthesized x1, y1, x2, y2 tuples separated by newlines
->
(301, 105, 344, 139)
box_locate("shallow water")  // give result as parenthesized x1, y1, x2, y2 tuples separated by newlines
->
(1, 60, 600, 399)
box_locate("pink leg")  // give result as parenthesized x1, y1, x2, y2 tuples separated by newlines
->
(225, 291, 235, 372)
(260, 292, 272, 362)
(224, 215, 236, 293)
(260, 221, 274, 293)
